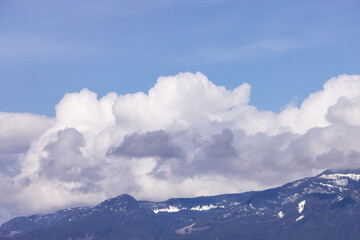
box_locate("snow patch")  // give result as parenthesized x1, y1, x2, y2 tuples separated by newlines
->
(7, 231, 21, 237)
(190, 204, 217, 211)
(290, 180, 304, 188)
(282, 193, 299, 204)
(223, 213, 231, 218)
(295, 215, 304, 222)
(302, 185, 335, 195)
(333, 178, 348, 186)
(320, 173, 360, 181)
(278, 211, 284, 219)
(175, 223, 209, 235)
(153, 205, 183, 213)
(317, 182, 347, 191)
(297, 200, 306, 214)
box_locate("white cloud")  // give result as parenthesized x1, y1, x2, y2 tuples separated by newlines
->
(0, 112, 53, 152)
(112, 72, 251, 134)
(0, 112, 53, 179)
(279, 74, 360, 133)
(327, 96, 360, 126)
(1, 72, 360, 224)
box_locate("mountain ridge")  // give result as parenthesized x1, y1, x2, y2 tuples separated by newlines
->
(2, 168, 360, 239)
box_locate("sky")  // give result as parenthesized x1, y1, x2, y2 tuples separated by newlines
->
(0, 0, 360, 224)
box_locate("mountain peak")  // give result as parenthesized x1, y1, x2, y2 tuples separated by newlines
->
(96, 194, 138, 211)
(114, 194, 137, 202)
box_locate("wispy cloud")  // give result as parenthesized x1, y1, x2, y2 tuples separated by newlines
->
(197, 40, 302, 63)
(0, 36, 99, 64)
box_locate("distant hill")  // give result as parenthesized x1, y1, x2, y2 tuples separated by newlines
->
(2, 169, 360, 239)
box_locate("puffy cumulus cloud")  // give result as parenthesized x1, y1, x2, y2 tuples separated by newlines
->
(55, 88, 117, 132)
(279, 74, 360, 133)
(0, 113, 53, 152)
(0, 112, 53, 177)
(2, 72, 360, 224)
(15, 89, 118, 181)
(327, 97, 360, 126)
(0, 113, 53, 223)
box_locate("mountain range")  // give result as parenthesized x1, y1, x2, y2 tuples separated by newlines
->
(1, 169, 360, 239)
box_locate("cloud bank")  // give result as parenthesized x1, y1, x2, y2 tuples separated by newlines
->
(1, 72, 360, 223)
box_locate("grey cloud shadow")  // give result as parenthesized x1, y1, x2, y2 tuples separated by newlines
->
(108, 130, 185, 159)
(39, 128, 104, 191)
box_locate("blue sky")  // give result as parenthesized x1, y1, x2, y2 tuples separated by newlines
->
(1, 0, 359, 116)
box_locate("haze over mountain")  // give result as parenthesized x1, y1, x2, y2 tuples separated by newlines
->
(1, 169, 360, 239)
